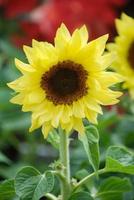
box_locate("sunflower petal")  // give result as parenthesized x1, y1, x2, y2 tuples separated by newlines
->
(73, 117, 85, 134)
(73, 100, 85, 118)
(79, 25, 89, 45)
(10, 93, 24, 105)
(15, 58, 35, 74)
(61, 120, 73, 133)
(55, 23, 71, 49)
(42, 122, 52, 138)
(51, 106, 64, 128)
(85, 109, 98, 124)
(88, 34, 108, 56)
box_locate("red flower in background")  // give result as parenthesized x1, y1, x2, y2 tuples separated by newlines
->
(30, 0, 126, 42)
(3, 0, 38, 18)
(0, 0, 4, 6)
(11, 22, 43, 48)
(0, 0, 126, 47)
(0, 0, 40, 47)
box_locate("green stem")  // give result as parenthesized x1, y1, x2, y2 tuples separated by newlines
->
(73, 168, 106, 192)
(45, 193, 58, 200)
(52, 171, 66, 182)
(59, 127, 71, 200)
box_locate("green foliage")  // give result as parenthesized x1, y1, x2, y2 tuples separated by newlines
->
(15, 166, 54, 200)
(69, 192, 94, 200)
(0, 152, 11, 165)
(105, 146, 134, 174)
(0, 179, 18, 200)
(79, 125, 100, 172)
(95, 177, 132, 200)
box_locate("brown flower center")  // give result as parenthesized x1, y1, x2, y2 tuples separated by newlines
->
(128, 41, 134, 70)
(40, 60, 88, 105)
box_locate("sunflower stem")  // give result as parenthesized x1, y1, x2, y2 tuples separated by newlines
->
(45, 193, 58, 200)
(59, 127, 71, 200)
(73, 168, 106, 192)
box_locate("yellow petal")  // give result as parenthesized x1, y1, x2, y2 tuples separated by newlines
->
(106, 43, 116, 52)
(68, 29, 82, 56)
(29, 115, 42, 132)
(88, 77, 101, 90)
(32, 39, 44, 48)
(28, 89, 45, 104)
(10, 93, 24, 105)
(85, 109, 98, 124)
(61, 120, 73, 133)
(32, 102, 54, 123)
(100, 53, 115, 70)
(61, 105, 72, 123)
(23, 45, 36, 66)
(79, 25, 88, 46)
(96, 71, 123, 87)
(15, 58, 35, 74)
(74, 35, 108, 70)
(42, 122, 52, 138)
(73, 100, 85, 118)
(116, 13, 134, 35)
(73, 117, 85, 134)
(29, 106, 52, 132)
(83, 97, 103, 114)
(55, 23, 71, 50)
(51, 106, 64, 128)
(121, 13, 134, 23)
(7, 77, 26, 91)
(32, 40, 58, 63)
(88, 34, 108, 56)
(93, 89, 122, 105)
(30, 101, 53, 122)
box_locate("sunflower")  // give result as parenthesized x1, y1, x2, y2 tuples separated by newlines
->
(107, 13, 134, 98)
(8, 24, 122, 137)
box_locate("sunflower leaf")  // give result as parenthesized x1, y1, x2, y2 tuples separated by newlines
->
(95, 177, 132, 200)
(15, 166, 54, 200)
(69, 191, 94, 200)
(79, 125, 100, 172)
(0, 179, 18, 200)
(105, 146, 134, 174)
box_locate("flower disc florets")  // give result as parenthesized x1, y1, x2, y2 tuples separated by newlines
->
(40, 60, 88, 105)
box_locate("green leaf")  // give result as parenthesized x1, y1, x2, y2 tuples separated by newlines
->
(47, 129, 60, 149)
(75, 169, 94, 191)
(15, 166, 40, 196)
(79, 125, 100, 172)
(75, 169, 89, 180)
(95, 177, 132, 200)
(105, 146, 134, 174)
(69, 191, 94, 200)
(0, 152, 11, 165)
(15, 166, 54, 200)
(0, 179, 18, 200)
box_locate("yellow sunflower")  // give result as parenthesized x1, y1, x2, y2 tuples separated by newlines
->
(8, 24, 122, 137)
(107, 13, 134, 98)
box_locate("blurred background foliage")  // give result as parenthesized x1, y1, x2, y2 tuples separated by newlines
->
(0, 0, 134, 199)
